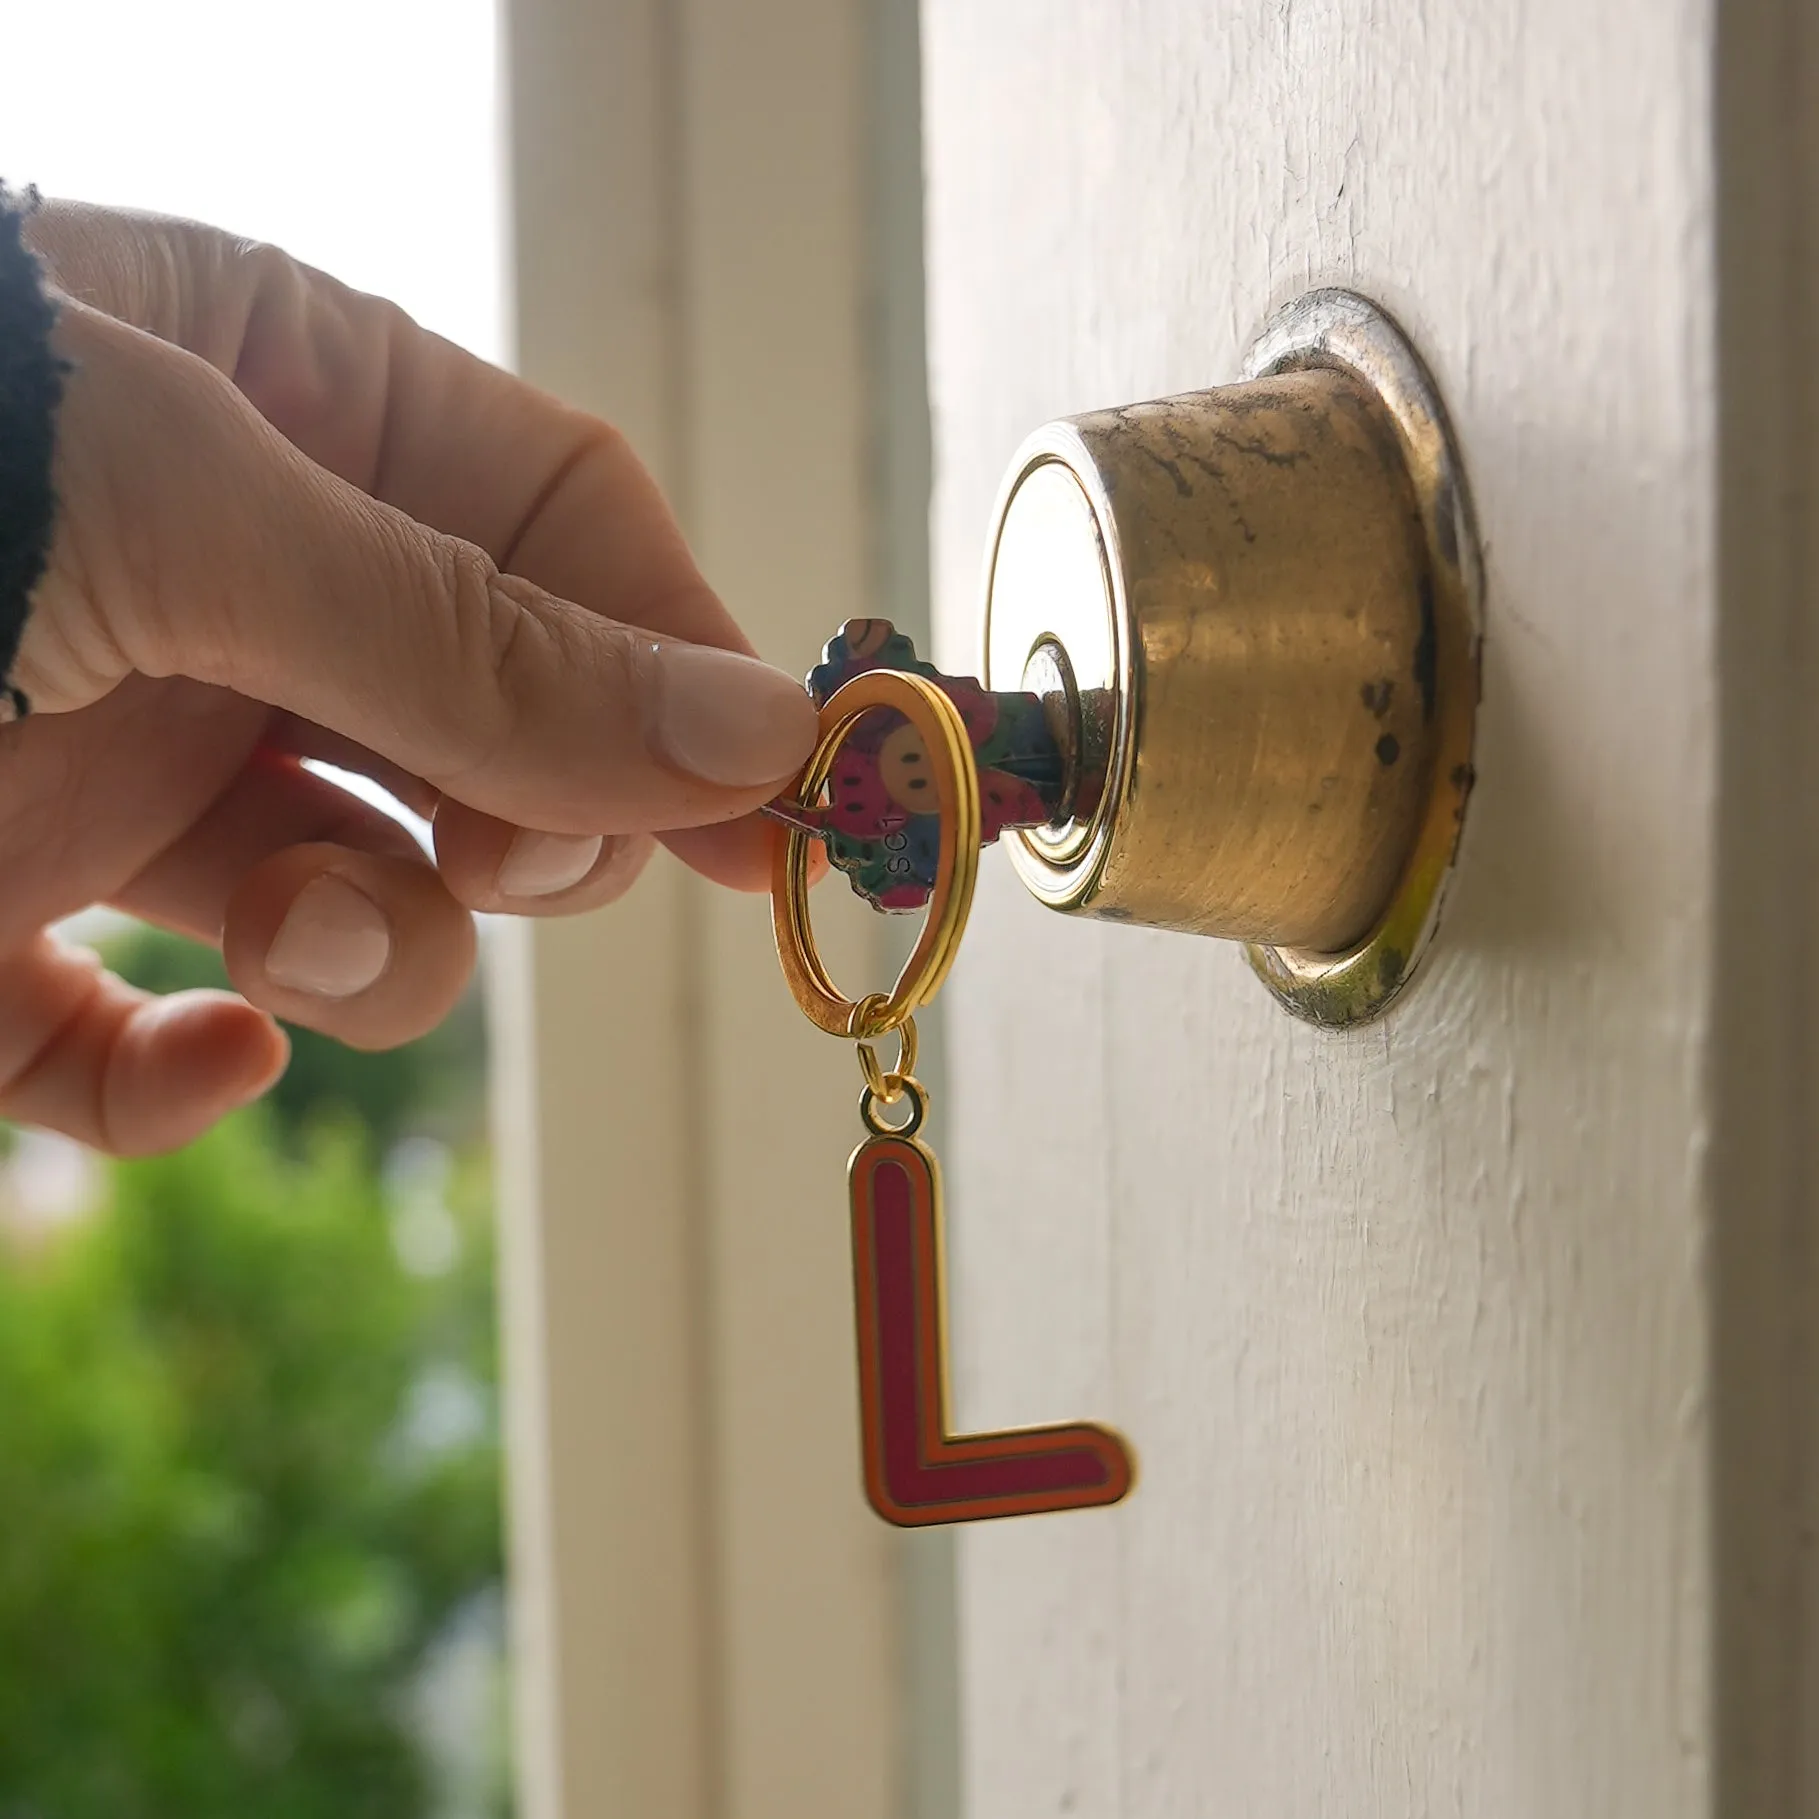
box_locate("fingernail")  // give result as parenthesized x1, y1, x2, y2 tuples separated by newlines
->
(265, 876, 392, 999)
(496, 830, 605, 899)
(645, 641, 816, 788)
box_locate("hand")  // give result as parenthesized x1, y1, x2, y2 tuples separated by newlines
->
(0, 201, 816, 1154)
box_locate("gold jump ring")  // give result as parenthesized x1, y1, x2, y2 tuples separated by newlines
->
(859, 1075, 929, 1139)
(771, 670, 980, 1038)
(856, 1013, 919, 1103)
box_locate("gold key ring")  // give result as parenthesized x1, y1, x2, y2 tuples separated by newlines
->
(771, 669, 981, 1038)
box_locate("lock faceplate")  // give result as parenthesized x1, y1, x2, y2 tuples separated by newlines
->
(980, 290, 1481, 1026)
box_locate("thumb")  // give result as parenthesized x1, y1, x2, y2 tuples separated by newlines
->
(21, 300, 815, 835)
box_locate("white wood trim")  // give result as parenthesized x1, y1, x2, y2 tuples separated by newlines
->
(493, 5, 710, 1813)
(493, 2, 935, 1814)
(917, 0, 1814, 1811)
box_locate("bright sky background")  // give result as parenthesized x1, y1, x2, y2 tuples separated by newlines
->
(0, 0, 507, 365)
(1, 0, 507, 877)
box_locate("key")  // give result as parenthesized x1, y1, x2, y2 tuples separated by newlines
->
(765, 618, 1067, 912)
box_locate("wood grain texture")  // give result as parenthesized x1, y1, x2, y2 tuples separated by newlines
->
(921, 2, 1742, 1813)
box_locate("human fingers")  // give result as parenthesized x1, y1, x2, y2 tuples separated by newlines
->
(659, 816, 787, 893)
(116, 755, 482, 1049)
(253, 727, 821, 898)
(116, 747, 425, 941)
(27, 204, 815, 891)
(16, 301, 817, 837)
(25, 201, 756, 656)
(0, 933, 288, 1155)
(220, 842, 477, 1050)
(260, 712, 442, 820)
(139, 737, 657, 918)
(267, 713, 794, 895)
(430, 797, 655, 915)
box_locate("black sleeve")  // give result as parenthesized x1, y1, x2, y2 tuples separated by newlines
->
(0, 184, 66, 721)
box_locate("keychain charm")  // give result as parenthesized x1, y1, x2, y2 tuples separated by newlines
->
(849, 1074, 1133, 1525)
(766, 619, 1067, 914)
(770, 663, 1135, 1527)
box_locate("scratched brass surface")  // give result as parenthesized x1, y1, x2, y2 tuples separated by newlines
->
(981, 290, 1480, 1022)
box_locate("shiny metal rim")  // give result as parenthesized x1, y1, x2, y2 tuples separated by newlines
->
(1240, 289, 1483, 1027)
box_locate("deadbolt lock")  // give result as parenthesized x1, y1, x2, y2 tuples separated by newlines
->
(770, 293, 1480, 1027)
(979, 289, 1481, 1025)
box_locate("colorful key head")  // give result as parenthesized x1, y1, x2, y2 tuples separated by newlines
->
(779, 619, 1068, 913)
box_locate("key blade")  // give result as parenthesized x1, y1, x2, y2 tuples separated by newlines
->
(760, 799, 828, 838)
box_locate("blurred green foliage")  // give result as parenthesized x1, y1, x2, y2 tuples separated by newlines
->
(0, 925, 507, 1817)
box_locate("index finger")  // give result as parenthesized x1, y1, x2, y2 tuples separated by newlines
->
(28, 202, 800, 885)
(25, 201, 749, 655)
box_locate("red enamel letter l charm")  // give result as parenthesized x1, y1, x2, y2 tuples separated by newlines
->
(849, 1129, 1135, 1526)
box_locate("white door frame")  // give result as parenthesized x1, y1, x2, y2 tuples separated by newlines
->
(489, 2, 950, 1814)
(917, 1, 1819, 1813)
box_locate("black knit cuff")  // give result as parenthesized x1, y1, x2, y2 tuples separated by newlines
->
(0, 184, 66, 722)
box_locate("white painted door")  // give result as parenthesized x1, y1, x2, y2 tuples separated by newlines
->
(922, 5, 1817, 1816)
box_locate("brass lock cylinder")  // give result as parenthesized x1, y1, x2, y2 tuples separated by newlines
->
(980, 291, 1480, 1024)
